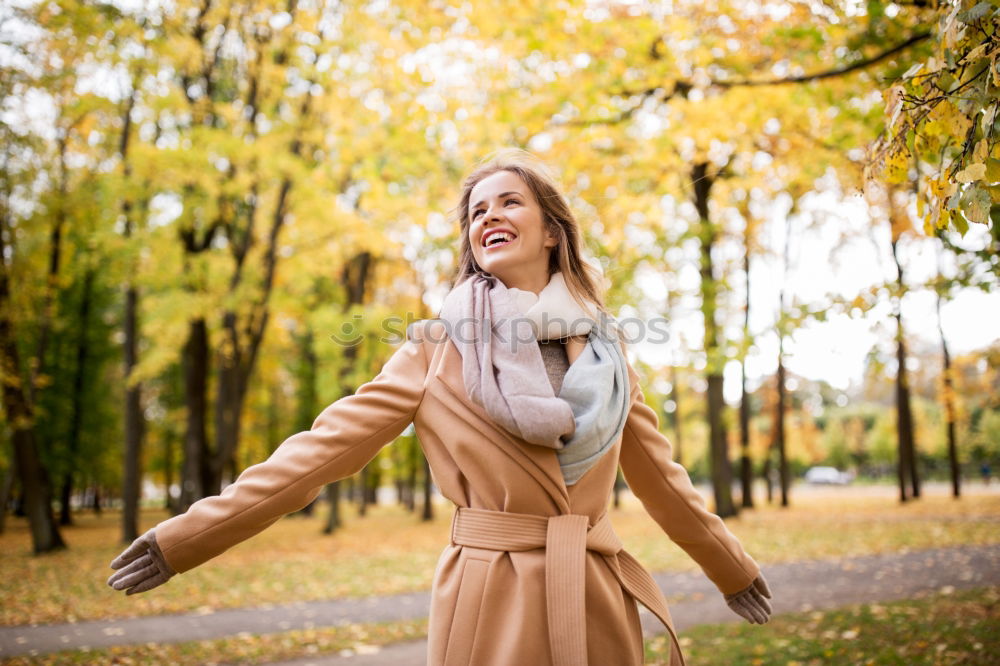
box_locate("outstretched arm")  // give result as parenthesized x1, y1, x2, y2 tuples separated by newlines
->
(618, 364, 762, 597)
(108, 326, 431, 594)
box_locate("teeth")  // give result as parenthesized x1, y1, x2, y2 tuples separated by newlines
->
(486, 231, 514, 246)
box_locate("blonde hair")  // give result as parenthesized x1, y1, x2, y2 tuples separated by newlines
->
(450, 148, 608, 317)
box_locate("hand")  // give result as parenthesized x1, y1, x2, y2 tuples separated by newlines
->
(107, 528, 176, 595)
(724, 572, 772, 624)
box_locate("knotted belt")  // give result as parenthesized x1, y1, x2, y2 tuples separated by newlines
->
(450, 507, 686, 666)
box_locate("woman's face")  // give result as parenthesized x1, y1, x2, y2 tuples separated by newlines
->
(468, 170, 557, 293)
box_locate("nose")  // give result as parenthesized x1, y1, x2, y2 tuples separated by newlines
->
(483, 199, 508, 223)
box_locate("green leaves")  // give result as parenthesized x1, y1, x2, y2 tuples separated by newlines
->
(986, 158, 1000, 182)
(961, 185, 992, 224)
(956, 2, 994, 24)
(871, 0, 998, 234)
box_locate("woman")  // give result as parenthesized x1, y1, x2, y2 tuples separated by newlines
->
(108, 149, 772, 665)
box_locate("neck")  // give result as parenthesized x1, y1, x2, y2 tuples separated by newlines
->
(498, 270, 551, 295)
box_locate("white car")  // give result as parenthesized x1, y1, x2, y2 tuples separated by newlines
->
(804, 466, 853, 485)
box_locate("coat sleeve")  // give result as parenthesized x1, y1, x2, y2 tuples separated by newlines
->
(618, 361, 760, 596)
(155, 325, 431, 574)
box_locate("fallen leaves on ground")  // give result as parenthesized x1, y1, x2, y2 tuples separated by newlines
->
(645, 585, 1000, 665)
(1, 619, 429, 665)
(2, 488, 997, 625)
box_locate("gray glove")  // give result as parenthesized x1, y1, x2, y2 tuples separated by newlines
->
(724, 572, 772, 624)
(107, 528, 176, 595)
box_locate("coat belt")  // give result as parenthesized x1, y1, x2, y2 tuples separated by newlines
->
(450, 507, 686, 666)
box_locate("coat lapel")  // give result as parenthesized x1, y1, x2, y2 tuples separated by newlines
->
(430, 338, 572, 510)
(427, 333, 644, 512)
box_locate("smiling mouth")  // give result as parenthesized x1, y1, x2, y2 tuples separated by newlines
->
(484, 237, 516, 250)
(483, 230, 517, 249)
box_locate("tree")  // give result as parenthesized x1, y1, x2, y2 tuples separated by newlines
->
(870, 0, 999, 236)
(691, 162, 739, 517)
(0, 1, 126, 552)
(116, 58, 151, 543)
(862, 183, 923, 502)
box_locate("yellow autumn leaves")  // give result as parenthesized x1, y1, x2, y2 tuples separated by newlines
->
(868, 0, 999, 235)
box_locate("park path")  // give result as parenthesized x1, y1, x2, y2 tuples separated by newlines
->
(1, 543, 998, 662)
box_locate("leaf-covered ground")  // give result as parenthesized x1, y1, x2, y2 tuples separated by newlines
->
(615, 486, 1000, 574)
(8, 584, 997, 665)
(1, 486, 997, 625)
(0, 618, 428, 665)
(646, 585, 1000, 665)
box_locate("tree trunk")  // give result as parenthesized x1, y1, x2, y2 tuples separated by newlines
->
(944, 354, 960, 499)
(0, 464, 14, 534)
(358, 467, 369, 517)
(775, 356, 789, 507)
(612, 469, 624, 509)
(367, 467, 379, 506)
(293, 326, 318, 518)
(763, 446, 774, 504)
(891, 239, 920, 502)
(29, 137, 67, 407)
(180, 318, 211, 512)
(164, 428, 176, 513)
(738, 386, 754, 508)
(11, 430, 65, 553)
(405, 438, 418, 512)
(707, 374, 736, 515)
(211, 112, 300, 495)
(287, 327, 324, 519)
(211, 329, 239, 495)
(931, 232, 960, 496)
(0, 221, 64, 551)
(935, 289, 960, 498)
(91, 484, 102, 514)
(692, 162, 736, 518)
(61, 267, 95, 526)
(123, 284, 146, 534)
(338, 251, 373, 518)
(775, 214, 792, 508)
(323, 481, 341, 534)
(421, 454, 434, 522)
(894, 315, 920, 501)
(120, 83, 145, 543)
(669, 366, 683, 466)
(58, 477, 73, 527)
(740, 248, 754, 508)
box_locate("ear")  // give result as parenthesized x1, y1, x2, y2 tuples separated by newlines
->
(544, 228, 559, 249)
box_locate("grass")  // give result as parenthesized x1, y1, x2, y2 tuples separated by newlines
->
(1, 484, 998, 626)
(646, 585, 1000, 665)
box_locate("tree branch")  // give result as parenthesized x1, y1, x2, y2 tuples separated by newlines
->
(714, 32, 932, 88)
(571, 32, 933, 126)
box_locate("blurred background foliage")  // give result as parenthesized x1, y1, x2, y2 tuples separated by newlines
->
(0, 0, 998, 554)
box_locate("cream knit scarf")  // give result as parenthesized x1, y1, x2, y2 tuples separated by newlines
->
(438, 271, 631, 485)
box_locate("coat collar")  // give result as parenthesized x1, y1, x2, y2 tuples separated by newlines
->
(426, 323, 644, 509)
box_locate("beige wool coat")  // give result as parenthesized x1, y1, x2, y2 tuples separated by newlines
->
(154, 319, 761, 665)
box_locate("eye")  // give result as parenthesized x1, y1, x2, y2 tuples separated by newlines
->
(505, 198, 519, 206)
(472, 208, 483, 219)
